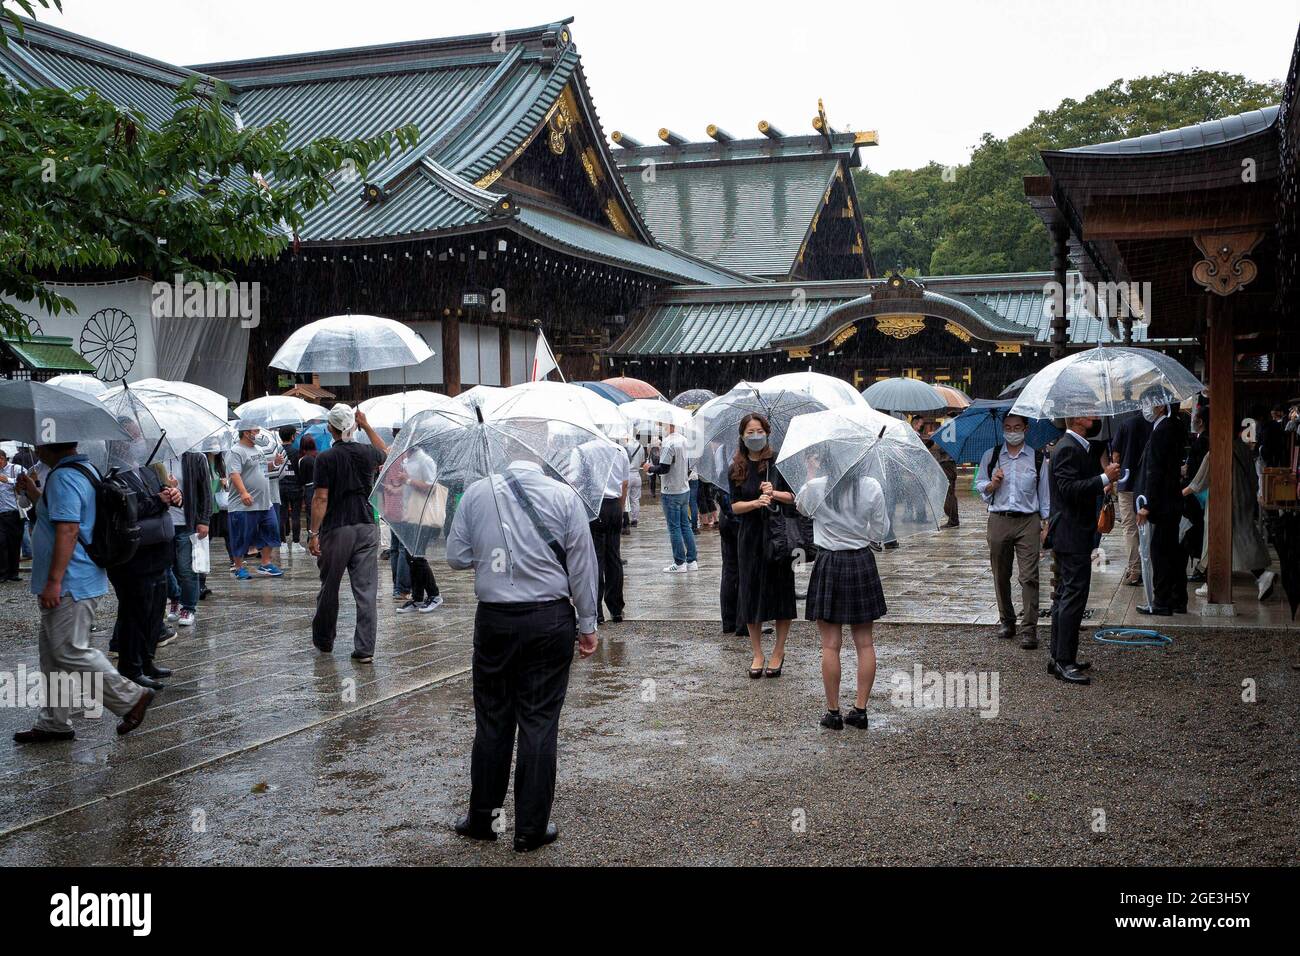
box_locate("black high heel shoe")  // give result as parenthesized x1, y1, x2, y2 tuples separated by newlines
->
(748, 660, 765, 679)
(764, 655, 784, 678)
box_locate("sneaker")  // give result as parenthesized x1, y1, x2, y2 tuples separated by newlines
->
(233, 567, 251, 581)
(395, 600, 420, 614)
(686, 560, 700, 571)
(844, 707, 870, 729)
(166, 601, 179, 622)
(177, 610, 195, 627)
(819, 710, 844, 730)
(351, 651, 374, 664)
(1195, 583, 1208, 597)
(393, 592, 411, 602)
(292, 543, 309, 554)
(419, 595, 445, 613)
(256, 564, 284, 577)
(157, 628, 177, 647)
(662, 564, 688, 574)
(1257, 570, 1276, 601)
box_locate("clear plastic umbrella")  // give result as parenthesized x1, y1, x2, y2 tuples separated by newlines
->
(233, 394, 330, 429)
(621, 398, 692, 437)
(455, 385, 509, 415)
(98, 382, 232, 469)
(0, 381, 129, 445)
(761, 371, 867, 410)
(371, 403, 615, 560)
(132, 378, 231, 421)
(861, 377, 946, 413)
(44, 373, 108, 400)
(489, 381, 630, 439)
(775, 404, 949, 541)
(1009, 345, 1204, 420)
(357, 390, 457, 445)
(1136, 495, 1156, 608)
(687, 381, 832, 488)
(269, 314, 434, 373)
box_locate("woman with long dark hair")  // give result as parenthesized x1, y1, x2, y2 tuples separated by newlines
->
(729, 413, 797, 678)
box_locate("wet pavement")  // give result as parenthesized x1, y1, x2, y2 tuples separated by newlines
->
(0, 486, 1295, 863)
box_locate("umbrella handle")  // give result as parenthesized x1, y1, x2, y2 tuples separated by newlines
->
(146, 430, 166, 467)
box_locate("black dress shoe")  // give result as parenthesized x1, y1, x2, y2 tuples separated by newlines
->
(1051, 661, 1091, 684)
(144, 664, 172, 679)
(514, 822, 559, 852)
(1072, 660, 1092, 671)
(1019, 629, 1038, 650)
(1171, 605, 1188, 615)
(1137, 604, 1172, 616)
(14, 727, 75, 743)
(1187, 570, 1206, 583)
(117, 689, 155, 735)
(997, 623, 1015, 640)
(453, 814, 498, 841)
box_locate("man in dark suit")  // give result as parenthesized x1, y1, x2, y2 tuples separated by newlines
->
(1046, 416, 1121, 685)
(1135, 397, 1189, 615)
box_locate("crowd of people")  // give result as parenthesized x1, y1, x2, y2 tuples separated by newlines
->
(4, 386, 1295, 852)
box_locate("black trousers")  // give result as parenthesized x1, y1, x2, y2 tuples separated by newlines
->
(109, 570, 167, 677)
(469, 599, 576, 838)
(0, 509, 21, 578)
(280, 488, 304, 543)
(409, 555, 440, 603)
(589, 496, 624, 619)
(1150, 513, 1188, 610)
(718, 510, 742, 635)
(1050, 550, 1090, 666)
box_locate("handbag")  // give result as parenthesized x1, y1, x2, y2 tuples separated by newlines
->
(763, 503, 807, 563)
(191, 533, 210, 574)
(1097, 497, 1115, 535)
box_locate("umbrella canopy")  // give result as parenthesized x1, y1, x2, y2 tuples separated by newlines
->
(621, 398, 692, 435)
(358, 390, 456, 431)
(299, 421, 333, 452)
(930, 383, 972, 411)
(44, 373, 108, 399)
(577, 381, 634, 405)
(98, 382, 232, 469)
(671, 388, 717, 410)
(131, 378, 231, 421)
(490, 381, 630, 438)
(269, 314, 434, 373)
(688, 380, 832, 488)
(601, 376, 662, 400)
(1010, 346, 1204, 420)
(233, 394, 330, 429)
(997, 374, 1035, 400)
(455, 385, 509, 415)
(861, 377, 946, 413)
(762, 372, 866, 410)
(932, 398, 1062, 463)
(371, 403, 616, 561)
(776, 403, 949, 541)
(0, 380, 131, 446)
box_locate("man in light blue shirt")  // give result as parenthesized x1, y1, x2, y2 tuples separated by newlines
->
(976, 414, 1051, 649)
(14, 442, 154, 743)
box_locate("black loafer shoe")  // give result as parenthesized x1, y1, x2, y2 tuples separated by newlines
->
(819, 710, 844, 730)
(1072, 660, 1092, 671)
(453, 814, 498, 841)
(1056, 663, 1091, 685)
(997, 623, 1015, 640)
(844, 707, 869, 729)
(125, 673, 165, 691)
(1136, 604, 1172, 616)
(14, 727, 75, 743)
(514, 822, 559, 852)
(117, 689, 156, 735)
(1019, 629, 1039, 650)
(144, 664, 172, 679)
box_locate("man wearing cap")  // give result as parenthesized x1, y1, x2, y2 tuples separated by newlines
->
(307, 405, 388, 663)
(226, 425, 283, 581)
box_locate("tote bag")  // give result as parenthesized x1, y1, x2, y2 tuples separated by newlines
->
(191, 533, 211, 574)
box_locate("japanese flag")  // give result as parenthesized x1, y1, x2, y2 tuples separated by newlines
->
(531, 328, 560, 382)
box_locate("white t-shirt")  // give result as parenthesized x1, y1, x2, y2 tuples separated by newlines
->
(658, 431, 691, 495)
(795, 474, 888, 551)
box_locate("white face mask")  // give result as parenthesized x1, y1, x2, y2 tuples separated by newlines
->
(1141, 406, 1159, 423)
(1003, 429, 1026, 446)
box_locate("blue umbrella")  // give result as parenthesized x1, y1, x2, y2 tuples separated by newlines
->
(299, 420, 333, 452)
(933, 398, 1061, 464)
(576, 381, 633, 405)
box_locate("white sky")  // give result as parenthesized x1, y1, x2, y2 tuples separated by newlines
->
(41, 0, 1300, 173)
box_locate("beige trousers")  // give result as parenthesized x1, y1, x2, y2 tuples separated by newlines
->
(1115, 491, 1142, 579)
(987, 511, 1042, 628)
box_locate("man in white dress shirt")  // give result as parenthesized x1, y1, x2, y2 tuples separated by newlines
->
(446, 457, 598, 852)
(976, 414, 1051, 649)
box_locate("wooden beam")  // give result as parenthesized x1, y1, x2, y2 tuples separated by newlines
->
(499, 325, 511, 386)
(442, 315, 461, 396)
(1082, 198, 1276, 241)
(1205, 299, 1234, 611)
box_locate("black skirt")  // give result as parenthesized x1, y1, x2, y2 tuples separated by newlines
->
(805, 547, 887, 624)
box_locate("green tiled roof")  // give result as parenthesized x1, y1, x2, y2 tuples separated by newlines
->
(618, 156, 842, 278)
(610, 272, 1168, 356)
(2, 335, 96, 372)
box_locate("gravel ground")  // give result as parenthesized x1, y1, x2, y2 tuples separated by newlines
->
(1, 617, 1295, 866)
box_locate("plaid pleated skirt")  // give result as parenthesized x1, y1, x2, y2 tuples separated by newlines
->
(805, 547, 888, 624)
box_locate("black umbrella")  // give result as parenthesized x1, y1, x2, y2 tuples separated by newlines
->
(997, 374, 1035, 400)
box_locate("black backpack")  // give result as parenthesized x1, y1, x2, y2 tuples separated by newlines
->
(49, 461, 141, 568)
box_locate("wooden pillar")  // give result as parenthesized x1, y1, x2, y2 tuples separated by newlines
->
(348, 371, 369, 402)
(442, 315, 461, 396)
(1050, 222, 1070, 359)
(499, 325, 511, 387)
(1205, 302, 1234, 611)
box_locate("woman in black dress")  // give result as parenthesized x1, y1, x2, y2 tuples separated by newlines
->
(729, 413, 797, 678)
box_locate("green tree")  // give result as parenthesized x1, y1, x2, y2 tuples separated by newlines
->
(860, 69, 1283, 277)
(1, 2, 418, 335)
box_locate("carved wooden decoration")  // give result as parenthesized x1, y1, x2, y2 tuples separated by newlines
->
(876, 314, 925, 339)
(1192, 232, 1264, 296)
